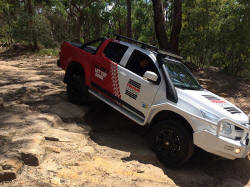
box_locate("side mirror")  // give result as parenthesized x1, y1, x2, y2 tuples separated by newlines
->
(143, 71, 158, 83)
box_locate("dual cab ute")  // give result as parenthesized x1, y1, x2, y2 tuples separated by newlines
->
(58, 35, 250, 167)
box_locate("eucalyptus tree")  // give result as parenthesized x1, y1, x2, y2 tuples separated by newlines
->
(127, 0, 132, 37)
(151, 0, 182, 53)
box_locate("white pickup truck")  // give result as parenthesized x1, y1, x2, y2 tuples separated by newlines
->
(58, 34, 250, 167)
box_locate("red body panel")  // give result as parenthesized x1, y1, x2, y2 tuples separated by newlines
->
(59, 39, 118, 96)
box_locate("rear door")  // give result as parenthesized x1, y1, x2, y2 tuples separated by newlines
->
(90, 41, 128, 99)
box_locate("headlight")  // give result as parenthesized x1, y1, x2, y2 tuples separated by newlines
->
(200, 110, 243, 140)
(200, 110, 236, 139)
(220, 121, 233, 138)
(220, 121, 244, 140)
(200, 110, 219, 123)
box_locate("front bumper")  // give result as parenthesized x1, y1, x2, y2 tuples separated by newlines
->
(194, 118, 250, 160)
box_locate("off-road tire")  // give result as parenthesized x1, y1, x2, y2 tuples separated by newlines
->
(66, 74, 88, 105)
(149, 120, 193, 167)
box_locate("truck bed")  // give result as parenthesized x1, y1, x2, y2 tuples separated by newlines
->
(68, 41, 97, 54)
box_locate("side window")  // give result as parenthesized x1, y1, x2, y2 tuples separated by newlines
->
(126, 50, 160, 78)
(103, 42, 128, 64)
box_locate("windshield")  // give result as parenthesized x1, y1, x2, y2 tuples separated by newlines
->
(163, 58, 202, 90)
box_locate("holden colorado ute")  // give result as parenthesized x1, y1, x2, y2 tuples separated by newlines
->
(57, 35, 250, 167)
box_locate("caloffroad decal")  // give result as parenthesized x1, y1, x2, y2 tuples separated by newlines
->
(95, 64, 108, 80)
(125, 79, 141, 100)
(203, 95, 241, 114)
(203, 95, 226, 104)
(110, 63, 121, 98)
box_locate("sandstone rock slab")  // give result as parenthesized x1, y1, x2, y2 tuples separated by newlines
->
(14, 134, 46, 166)
(0, 158, 23, 182)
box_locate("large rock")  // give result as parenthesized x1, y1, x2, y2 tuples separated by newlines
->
(0, 158, 23, 182)
(46, 128, 87, 143)
(25, 113, 64, 128)
(4, 102, 30, 112)
(14, 134, 46, 166)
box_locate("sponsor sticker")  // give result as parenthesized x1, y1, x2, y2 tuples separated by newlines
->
(125, 79, 141, 100)
(95, 64, 108, 80)
(142, 103, 148, 108)
(203, 95, 230, 108)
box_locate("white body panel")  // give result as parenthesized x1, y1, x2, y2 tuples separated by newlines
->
(117, 65, 160, 118)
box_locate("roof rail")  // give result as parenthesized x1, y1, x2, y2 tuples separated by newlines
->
(158, 50, 183, 60)
(115, 34, 158, 51)
(114, 34, 183, 60)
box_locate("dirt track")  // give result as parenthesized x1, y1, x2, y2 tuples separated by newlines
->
(0, 54, 249, 187)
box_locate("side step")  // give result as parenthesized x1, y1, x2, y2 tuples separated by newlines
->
(89, 89, 145, 125)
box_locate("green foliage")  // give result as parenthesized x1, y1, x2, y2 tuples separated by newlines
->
(180, 0, 250, 76)
(132, 0, 155, 43)
(33, 48, 59, 56)
(0, 0, 249, 76)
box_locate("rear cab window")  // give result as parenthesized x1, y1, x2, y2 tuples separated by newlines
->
(103, 42, 128, 64)
(81, 38, 105, 54)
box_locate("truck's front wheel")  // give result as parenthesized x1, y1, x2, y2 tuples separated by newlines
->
(150, 120, 193, 167)
(66, 74, 88, 105)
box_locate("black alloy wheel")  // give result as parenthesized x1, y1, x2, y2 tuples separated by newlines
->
(66, 74, 88, 105)
(150, 120, 193, 167)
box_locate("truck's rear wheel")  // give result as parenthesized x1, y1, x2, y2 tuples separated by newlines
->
(66, 74, 88, 105)
(150, 120, 193, 167)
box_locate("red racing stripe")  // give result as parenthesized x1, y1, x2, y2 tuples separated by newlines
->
(110, 62, 121, 98)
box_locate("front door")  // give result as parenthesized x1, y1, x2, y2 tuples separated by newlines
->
(118, 49, 161, 118)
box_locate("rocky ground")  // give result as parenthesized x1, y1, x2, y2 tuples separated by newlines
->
(0, 50, 249, 187)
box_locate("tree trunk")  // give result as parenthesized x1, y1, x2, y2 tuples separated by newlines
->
(169, 0, 182, 54)
(117, 0, 122, 35)
(127, 0, 132, 38)
(152, 0, 168, 50)
(76, 10, 84, 42)
(27, 0, 38, 51)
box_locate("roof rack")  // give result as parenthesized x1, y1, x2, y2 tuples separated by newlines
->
(114, 34, 183, 60)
